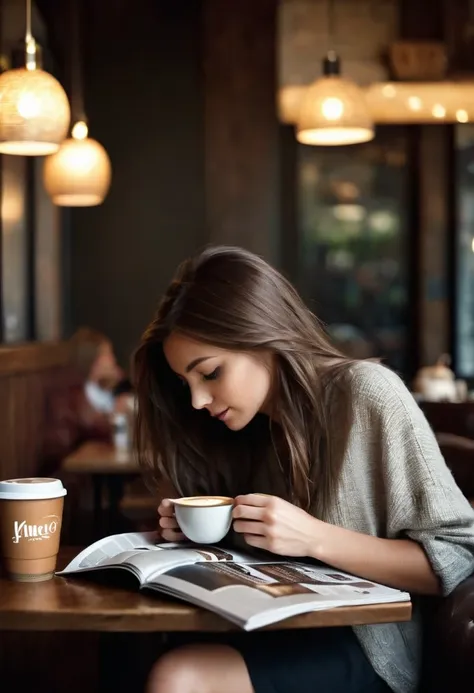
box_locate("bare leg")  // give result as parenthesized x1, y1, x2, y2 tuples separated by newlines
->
(146, 643, 255, 693)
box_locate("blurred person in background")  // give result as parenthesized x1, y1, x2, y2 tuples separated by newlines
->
(41, 327, 130, 472)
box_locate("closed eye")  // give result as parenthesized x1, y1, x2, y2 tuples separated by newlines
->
(203, 367, 220, 382)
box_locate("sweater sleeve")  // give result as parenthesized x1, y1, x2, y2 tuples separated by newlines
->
(353, 363, 474, 596)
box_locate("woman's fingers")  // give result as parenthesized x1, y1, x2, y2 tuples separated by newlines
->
(159, 515, 180, 530)
(233, 520, 266, 536)
(235, 493, 272, 507)
(232, 504, 265, 521)
(161, 528, 186, 542)
(157, 501, 185, 541)
(157, 498, 175, 517)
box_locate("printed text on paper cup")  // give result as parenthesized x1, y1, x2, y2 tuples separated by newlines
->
(12, 515, 60, 543)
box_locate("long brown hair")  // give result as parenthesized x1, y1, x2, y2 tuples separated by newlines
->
(133, 246, 355, 516)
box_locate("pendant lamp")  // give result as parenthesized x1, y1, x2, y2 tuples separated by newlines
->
(43, 0, 111, 206)
(43, 120, 111, 206)
(296, 0, 374, 146)
(0, 0, 70, 155)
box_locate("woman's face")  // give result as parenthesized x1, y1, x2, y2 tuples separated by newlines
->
(90, 341, 121, 387)
(163, 332, 273, 431)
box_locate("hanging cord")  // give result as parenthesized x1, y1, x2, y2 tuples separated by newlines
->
(327, 0, 336, 52)
(25, 0, 32, 41)
(24, 0, 39, 70)
(324, 0, 340, 75)
(70, 0, 86, 125)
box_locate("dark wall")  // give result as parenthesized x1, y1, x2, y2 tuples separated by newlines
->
(69, 0, 205, 366)
(64, 0, 280, 367)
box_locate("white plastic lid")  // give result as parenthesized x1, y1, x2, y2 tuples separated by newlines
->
(0, 477, 67, 500)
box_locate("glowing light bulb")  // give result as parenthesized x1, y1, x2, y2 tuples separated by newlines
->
(72, 121, 88, 140)
(432, 104, 446, 118)
(407, 96, 422, 111)
(321, 97, 344, 121)
(456, 109, 469, 123)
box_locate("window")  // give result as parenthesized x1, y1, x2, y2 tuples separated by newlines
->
(297, 127, 410, 375)
(454, 125, 474, 377)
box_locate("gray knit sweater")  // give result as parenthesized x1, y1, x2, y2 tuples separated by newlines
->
(324, 361, 474, 692)
(245, 360, 474, 691)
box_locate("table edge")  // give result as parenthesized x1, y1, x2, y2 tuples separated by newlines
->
(0, 600, 412, 632)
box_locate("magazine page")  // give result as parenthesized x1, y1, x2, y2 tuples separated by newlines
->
(57, 532, 263, 584)
(147, 560, 411, 630)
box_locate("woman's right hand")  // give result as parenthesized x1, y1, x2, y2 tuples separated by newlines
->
(157, 498, 186, 542)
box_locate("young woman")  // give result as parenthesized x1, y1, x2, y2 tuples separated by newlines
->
(133, 246, 474, 693)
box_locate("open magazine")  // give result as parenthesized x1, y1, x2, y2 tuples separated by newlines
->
(58, 531, 411, 631)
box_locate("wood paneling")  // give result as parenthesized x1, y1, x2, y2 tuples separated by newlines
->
(202, 0, 280, 264)
(0, 341, 69, 374)
(0, 342, 71, 482)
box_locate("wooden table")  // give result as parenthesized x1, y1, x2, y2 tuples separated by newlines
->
(62, 442, 141, 533)
(62, 442, 140, 475)
(0, 548, 411, 692)
(0, 548, 412, 633)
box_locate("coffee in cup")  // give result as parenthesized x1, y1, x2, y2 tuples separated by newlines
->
(0, 477, 67, 582)
(171, 496, 234, 544)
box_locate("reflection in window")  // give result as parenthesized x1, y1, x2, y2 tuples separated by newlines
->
(297, 128, 409, 375)
(2, 156, 28, 343)
(455, 125, 474, 377)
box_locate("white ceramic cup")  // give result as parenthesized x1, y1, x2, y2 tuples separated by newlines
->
(171, 496, 234, 544)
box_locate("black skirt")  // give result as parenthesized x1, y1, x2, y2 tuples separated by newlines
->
(235, 627, 390, 693)
(166, 626, 391, 693)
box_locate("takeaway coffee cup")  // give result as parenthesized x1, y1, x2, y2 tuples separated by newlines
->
(0, 477, 67, 582)
(171, 496, 234, 544)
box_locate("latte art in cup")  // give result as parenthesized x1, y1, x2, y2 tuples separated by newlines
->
(171, 496, 234, 544)
(173, 496, 233, 507)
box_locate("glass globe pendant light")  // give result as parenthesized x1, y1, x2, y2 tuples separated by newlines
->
(0, 0, 70, 155)
(43, 0, 111, 206)
(296, 0, 374, 146)
(43, 120, 111, 206)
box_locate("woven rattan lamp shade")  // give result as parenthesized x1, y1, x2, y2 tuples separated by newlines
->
(43, 130, 111, 206)
(296, 74, 374, 146)
(0, 67, 70, 155)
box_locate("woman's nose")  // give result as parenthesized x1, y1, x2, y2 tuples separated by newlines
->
(190, 386, 213, 410)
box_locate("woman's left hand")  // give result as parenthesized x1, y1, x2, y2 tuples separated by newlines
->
(232, 493, 321, 557)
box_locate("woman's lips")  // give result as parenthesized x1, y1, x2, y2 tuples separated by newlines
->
(215, 408, 229, 421)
